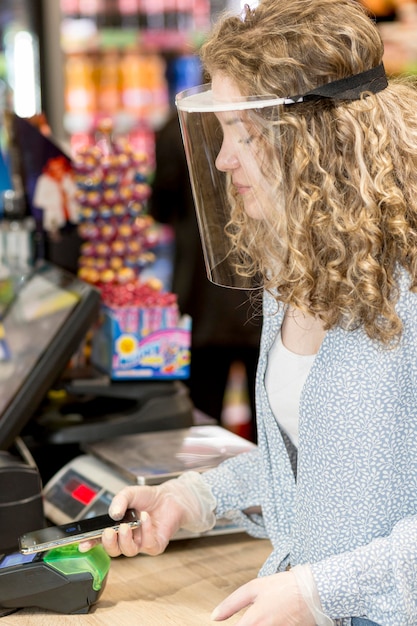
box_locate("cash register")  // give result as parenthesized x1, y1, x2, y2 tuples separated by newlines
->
(0, 262, 101, 553)
(0, 262, 112, 616)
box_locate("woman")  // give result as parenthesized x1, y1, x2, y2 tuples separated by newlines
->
(81, 1, 417, 624)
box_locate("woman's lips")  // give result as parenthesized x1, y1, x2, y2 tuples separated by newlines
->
(234, 183, 251, 195)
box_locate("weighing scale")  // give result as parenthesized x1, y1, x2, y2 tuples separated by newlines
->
(43, 454, 131, 525)
(0, 544, 111, 615)
(42, 426, 257, 538)
(43, 453, 244, 538)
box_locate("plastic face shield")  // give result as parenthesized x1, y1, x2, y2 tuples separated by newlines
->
(176, 84, 290, 289)
(175, 65, 389, 289)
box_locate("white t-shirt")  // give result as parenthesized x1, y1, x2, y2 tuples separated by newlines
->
(265, 332, 316, 447)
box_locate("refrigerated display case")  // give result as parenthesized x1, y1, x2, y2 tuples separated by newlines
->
(41, 0, 212, 153)
(0, 0, 246, 219)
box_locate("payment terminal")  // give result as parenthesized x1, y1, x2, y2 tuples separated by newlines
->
(0, 544, 110, 615)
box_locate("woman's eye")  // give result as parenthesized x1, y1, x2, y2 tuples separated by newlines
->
(240, 134, 255, 145)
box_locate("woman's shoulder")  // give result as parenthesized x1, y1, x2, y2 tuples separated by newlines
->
(397, 265, 417, 312)
(262, 289, 284, 315)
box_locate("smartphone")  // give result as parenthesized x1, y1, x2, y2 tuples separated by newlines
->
(19, 510, 141, 554)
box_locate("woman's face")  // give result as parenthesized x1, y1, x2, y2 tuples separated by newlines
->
(212, 72, 277, 220)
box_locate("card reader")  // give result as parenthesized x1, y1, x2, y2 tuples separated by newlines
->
(0, 544, 111, 614)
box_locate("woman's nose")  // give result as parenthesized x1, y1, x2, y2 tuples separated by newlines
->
(215, 142, 240, 172)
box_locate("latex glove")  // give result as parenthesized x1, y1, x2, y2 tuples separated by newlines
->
(79, 471, 216, 557)
(291, 564, 334, 626)
(211, 564, 333, 626)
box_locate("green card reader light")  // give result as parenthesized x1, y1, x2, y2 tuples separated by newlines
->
(0, 544, 111, 615)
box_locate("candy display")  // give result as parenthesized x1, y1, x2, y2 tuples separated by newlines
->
(91, 280, 191, 380)
(74, 119, 157, 288)
(75, 121, 190, 380)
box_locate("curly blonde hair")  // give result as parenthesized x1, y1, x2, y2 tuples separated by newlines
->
(200, 0, 417, 344)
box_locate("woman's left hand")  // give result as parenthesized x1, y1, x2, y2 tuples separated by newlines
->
(211, 571, 316, 625)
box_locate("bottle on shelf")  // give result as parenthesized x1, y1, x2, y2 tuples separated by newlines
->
(96, 51, 121, 117)
(164, 0, 179, 30)
(64, 53, 97, 135)
(141, 0, 166, 30)
(119, 51, 169, 129)
(1, 190, 35, 289)
(97, 0, 122, 28)
(61, 0, 81, 18)
(117, 0, 141, 28)
(119, 51, 150, 122)
(176, 0, 195, 31)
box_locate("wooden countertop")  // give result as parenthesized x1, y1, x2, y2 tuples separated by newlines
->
(1, 534, 272, 625)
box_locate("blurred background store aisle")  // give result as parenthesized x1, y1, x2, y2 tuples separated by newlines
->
(0, 0, 415, 441)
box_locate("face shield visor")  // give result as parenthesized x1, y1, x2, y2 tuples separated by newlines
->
(175, 64, 388, 289)
(176, 84, 290, 289)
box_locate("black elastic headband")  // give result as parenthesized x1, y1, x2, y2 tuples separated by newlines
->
(291, 63, 388, 103)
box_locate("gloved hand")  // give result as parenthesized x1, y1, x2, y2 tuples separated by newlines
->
(79, 471, 216, 557)
(211, 564, 333, 626)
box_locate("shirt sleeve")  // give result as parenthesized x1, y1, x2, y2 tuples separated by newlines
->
(202, 449, 269, 538)
(311, 515, 417, 624)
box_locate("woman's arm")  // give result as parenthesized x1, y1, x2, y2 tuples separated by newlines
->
(312, 514, 417, 623)
(202, 449, 269, 538)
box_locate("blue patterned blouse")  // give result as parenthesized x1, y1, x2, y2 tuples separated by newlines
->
(202, 267, 417, 626)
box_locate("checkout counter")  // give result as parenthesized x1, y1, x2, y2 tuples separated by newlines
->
(0, 262, 268, 622)
(2, 534, 272, 625)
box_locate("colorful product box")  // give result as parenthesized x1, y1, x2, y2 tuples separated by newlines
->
(91, 303, 191, 380)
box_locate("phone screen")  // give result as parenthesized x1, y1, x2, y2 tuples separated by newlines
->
(19, 510, 141, 554)
(0, 552, 38, 569)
